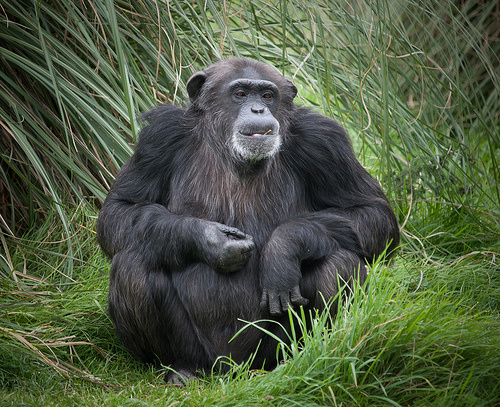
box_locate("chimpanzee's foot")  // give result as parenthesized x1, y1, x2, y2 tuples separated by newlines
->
(164, 367, 196, 386)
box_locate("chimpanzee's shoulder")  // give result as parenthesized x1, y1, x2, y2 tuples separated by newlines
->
(130, 104, 192, 169)
(289, 108, 350, 145)
(137, 104, 188, 145)
(286, 107, 355, 167)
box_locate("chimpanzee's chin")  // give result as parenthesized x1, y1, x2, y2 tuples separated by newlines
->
(232, 133, 281, 161)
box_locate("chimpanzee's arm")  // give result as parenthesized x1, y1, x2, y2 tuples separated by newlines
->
(259, 110, 399, 315)
(287, 108, 400, 259)
(97, 105, 254, 272)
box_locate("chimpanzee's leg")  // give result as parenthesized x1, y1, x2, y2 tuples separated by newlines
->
(108, 250, 212, 383)
(253, 248, 365, 369)
(300, 248, 367, 312)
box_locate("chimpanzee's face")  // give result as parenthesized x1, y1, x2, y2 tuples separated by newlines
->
(186, 59, 297, 162)
(225, 78, 281, 161)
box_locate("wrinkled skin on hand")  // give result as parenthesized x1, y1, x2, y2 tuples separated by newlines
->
(194, 220, 255, 273)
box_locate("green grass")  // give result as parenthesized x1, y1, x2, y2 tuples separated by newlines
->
(1, 208, 499, 406)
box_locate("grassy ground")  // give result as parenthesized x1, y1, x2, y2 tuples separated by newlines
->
(1, 208, 499, 406)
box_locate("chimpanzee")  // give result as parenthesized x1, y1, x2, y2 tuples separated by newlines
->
(97, 58, 399, 384)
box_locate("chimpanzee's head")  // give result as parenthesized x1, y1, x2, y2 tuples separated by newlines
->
(186, 58, 298, 162)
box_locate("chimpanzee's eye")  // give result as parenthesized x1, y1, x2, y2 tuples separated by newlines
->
(262, 92, 274, 99)
(234, 90, 247, 98)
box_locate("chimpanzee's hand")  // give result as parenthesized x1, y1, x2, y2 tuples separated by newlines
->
(259, 229, 309, 316)
(260, 283, 309, 316)
(195, 220, 255, 273)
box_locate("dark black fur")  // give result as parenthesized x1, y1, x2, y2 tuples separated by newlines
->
(97, 58, 399, 383)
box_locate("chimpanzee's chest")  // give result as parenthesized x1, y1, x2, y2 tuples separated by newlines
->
(166, 160, 307, 245)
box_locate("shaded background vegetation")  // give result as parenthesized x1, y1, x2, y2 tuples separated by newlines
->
(1, 0, 498, 252)
(1, 0, 499, 406)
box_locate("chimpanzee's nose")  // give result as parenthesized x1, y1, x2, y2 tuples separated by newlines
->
(251, 104, 265, 114)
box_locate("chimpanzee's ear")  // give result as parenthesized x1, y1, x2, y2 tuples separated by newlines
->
(186, 71, 208, 102)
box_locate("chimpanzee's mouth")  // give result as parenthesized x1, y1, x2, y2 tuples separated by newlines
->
(232, 128, 282, 160)
(239, 130, 276, 137)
